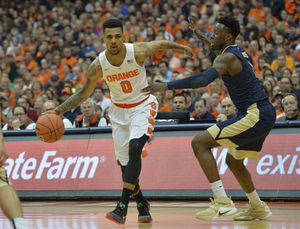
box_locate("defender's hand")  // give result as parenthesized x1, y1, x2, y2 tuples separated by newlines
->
(142, 82, 168, 95)
(186, 17, 208, 43)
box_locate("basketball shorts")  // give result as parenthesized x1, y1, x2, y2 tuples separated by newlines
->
(207, 100, 276, 161)
(0, 166, 11, 188)
(108, 95, 158, 166)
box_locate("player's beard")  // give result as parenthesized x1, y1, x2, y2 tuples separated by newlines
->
(108, 47, 121, 55)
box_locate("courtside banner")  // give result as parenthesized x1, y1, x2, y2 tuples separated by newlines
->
(4, 134, 300, 191)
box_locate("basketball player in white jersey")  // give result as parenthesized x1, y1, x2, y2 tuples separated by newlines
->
(0, 71, 28, 229)
(50, 19, 195, 225)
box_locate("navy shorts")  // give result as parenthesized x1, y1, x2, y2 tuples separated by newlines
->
(207, 100, 276, 161)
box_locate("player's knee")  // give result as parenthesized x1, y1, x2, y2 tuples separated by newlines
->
(226, 155, 244, 170)
(129, 140, 144, 158)
(191, 135, 206, 151)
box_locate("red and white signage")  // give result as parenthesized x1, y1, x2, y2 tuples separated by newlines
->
(4, 134, 300, 191)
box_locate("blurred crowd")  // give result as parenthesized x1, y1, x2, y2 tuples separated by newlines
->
(0, 0, 300, 130)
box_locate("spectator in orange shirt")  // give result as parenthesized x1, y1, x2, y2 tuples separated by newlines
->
(23, 51, 38, 73)
(166, 16, 181, 36)
(247, 0, 265, 22)
(32, 81, 44, 98)
(61, 47, 77, 69)
(258, 20, 270, 41)
(72, 65, 86, 86)
(38, 59, 51, 84)
(20, 36, 36, 56)
(124, 20, 135, 43)
(8, 83, 22, 109)
(188, 37, 200, 53)
(172, 54, 188, 73)
(271, 47, 294, 72)
(249, 40, 263, 64)
(173, 29, 189, 59)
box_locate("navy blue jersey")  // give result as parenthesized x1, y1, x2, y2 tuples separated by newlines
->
(222, 45, 268, 112)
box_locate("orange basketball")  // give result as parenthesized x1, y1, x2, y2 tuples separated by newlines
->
(35, 114, 65, 143)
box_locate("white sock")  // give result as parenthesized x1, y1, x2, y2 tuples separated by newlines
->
(11, 218, 27, 229)
(246, 190, 263, 206)
(210, 180, 227, 198)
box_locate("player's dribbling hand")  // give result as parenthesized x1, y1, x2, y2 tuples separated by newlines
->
(141, 82, 169, 95)
(0, 141, 8, 167)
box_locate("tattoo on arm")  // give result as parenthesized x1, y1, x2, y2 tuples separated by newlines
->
(55, 64, 97, 115)
(160, 42, 185, 51)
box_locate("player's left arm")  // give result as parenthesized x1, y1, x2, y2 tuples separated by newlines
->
(134, 41, 195, 65)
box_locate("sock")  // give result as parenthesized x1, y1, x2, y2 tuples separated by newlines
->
(11, 218, 27, 229)
(133, 189, 147, 203)
(210, 180, 227, 198)
(120, 188, 132, 205)
(246, 190, 263, 206)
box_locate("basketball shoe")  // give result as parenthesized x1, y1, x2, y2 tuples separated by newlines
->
(105, 201, 127, 225)
(233, 202, 272, 221)
(137, 200, 152, 223)
(195, 195, 237, 220)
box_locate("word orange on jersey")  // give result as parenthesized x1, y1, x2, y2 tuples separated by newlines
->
(106, 69, 139, 82)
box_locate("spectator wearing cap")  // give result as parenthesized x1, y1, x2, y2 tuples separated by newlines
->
(153, 75, 164, 83)
(71, 40, 85, 59)
(45, 70, 64, 95)
(158, 61, 172, 82)
(74, 98, 107, 128)
(2, 105, 35, 130)
(182, 90, 195, 116)
(287, 24, 299, 50)
(201, 92, 220, 118)
(93, 87, 112, 115)
(193, 98, 216, 120)
(60, 88, 72, 103)
(277, 93, 300, 120)
(16, 96, 38, 122)
(145, 62, 157, 78)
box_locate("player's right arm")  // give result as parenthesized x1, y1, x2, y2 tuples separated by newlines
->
(54, 57, 102, 116)
(0, 70, 8, 167)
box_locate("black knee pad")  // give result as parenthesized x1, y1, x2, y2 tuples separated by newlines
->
(129, 134, 149, 158)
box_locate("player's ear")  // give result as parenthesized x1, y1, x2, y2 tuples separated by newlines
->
(225, 33, 233, 42)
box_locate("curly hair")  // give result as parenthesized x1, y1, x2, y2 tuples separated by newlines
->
(218, 16, 240, 39)
(103, 19, 123, 33)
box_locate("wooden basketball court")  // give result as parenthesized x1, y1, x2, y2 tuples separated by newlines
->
(0, 200, 299, 228)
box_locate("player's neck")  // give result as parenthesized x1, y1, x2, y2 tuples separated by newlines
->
(105, 44, 126, 67)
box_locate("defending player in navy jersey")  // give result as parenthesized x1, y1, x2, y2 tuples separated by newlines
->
(142, 16, 276, 221)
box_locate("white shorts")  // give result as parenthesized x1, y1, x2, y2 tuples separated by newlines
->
(108, 95, 158, 166)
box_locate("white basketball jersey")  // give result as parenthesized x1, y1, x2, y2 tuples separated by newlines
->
(98, 43, 148, 104)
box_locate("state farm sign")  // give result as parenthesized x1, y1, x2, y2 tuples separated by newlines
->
(4, 134, 300, 191)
